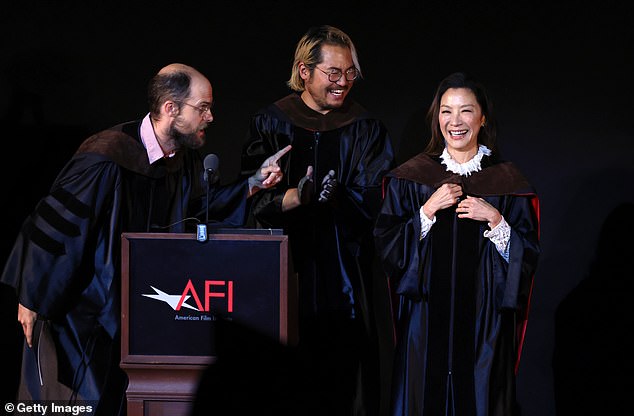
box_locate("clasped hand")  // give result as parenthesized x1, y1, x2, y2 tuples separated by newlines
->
(318, 170, 337, 202)
(457, 195, 501, 226)
(298, 167, 338, 205)
(423, 183, 501, 226)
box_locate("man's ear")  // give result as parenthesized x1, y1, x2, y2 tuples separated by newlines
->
(165, 101, 179, 117)
(299, 62, 309, 80)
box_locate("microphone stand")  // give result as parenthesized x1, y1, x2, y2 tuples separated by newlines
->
(206, 168, 211, 226)
(197, 168, 212, 242)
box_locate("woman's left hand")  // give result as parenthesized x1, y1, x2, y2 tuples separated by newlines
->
(457, 196, 502, 226)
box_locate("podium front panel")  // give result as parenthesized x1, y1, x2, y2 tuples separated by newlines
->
(121, 232, 290, 365)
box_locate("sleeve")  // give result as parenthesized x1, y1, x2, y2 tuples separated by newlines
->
(483, 216, 511, 261)
(498, 194, 540, 372)
(419, 207, 436, 240)
(335, 120, 396, 229)
(194, 180, 250, 227)
(239, 113, 291, 228)
(0, 157, 121, 320)
(373, 177, 428, 300)
(500, 195, 540, 310)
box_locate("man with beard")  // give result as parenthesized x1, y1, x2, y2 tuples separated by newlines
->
(241, 26, 395, 415)
(1, 63, 290, 415)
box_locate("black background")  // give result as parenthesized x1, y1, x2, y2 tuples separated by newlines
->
(1, 1, 633, 415)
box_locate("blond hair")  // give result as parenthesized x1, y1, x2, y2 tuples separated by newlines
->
(287, 25, 362, 92)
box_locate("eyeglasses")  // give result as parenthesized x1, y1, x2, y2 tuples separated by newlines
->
(314, 66, 359, 82)
(180, 101, 213, 116)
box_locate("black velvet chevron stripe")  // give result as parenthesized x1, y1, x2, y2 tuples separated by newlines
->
(37, 200, 81, 237)
(24, 221, 66, 256)
(51, 187, 91, 219)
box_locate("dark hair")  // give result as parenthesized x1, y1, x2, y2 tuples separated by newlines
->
(147, 71, 192, 119)
(424, 72, 497, 155)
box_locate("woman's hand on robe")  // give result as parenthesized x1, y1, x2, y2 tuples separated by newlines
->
(457, 196, 502, 226)
(422, 183, 463, 219)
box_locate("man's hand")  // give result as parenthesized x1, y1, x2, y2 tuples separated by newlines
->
(249, 145, 292, 196)
(318, 170, 337, 203)
(281, 166, 315, 211)
(18, 303, 37, 348)
(298, 166, 314, 205)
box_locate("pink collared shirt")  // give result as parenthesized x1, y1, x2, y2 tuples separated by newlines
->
(140, 113, 175, 164)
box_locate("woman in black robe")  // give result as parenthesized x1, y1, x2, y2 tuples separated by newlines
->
(373, 72, 540, 416)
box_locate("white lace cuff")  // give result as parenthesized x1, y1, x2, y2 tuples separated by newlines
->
(483, 217, 511, 262)
(419, 207, 436, 240)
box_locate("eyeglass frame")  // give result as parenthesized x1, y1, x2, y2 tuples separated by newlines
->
(313, 66, 359, 82)
(178, 101, 213, 116)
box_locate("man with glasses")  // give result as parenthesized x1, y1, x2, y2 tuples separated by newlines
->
(1, 63, 289, 415)
(241, 25, 395, 415)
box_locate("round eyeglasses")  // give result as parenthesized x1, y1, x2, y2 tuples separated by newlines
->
(314, 66, 359, 82)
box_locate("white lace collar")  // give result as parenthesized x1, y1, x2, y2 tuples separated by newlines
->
(440, 145, 492, 176)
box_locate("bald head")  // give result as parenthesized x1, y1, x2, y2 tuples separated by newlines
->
(148, 63, 211, 119)
(158, 63, 204, 79)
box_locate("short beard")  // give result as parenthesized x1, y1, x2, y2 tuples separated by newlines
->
(169, 124, 205, 150)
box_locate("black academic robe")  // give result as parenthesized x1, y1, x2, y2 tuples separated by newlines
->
(0, 120, 249, 415)
(241, 93, 395, 415)
(373, 152, 540, 416)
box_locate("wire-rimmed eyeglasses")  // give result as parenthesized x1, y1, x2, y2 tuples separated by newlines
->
(180, 101, 213, 116)
(314, 66, 359, 82)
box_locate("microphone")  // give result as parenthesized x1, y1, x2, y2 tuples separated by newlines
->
(203, 153, 219, 185)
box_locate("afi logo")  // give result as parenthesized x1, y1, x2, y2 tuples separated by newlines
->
(178, 279, 234, 312)
(142, 279, 234, 313)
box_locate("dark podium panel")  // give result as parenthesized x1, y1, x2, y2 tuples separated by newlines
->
(120, 232, 294, 416)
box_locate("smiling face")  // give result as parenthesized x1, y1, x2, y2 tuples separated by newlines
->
(439, 87, 486, 161)
(299, 44, 355, 114)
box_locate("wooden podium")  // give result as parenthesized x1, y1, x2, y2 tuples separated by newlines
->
(120, 231, 294, 416)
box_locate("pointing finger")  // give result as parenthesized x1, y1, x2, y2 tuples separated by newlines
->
(270, 145, 292, 164)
